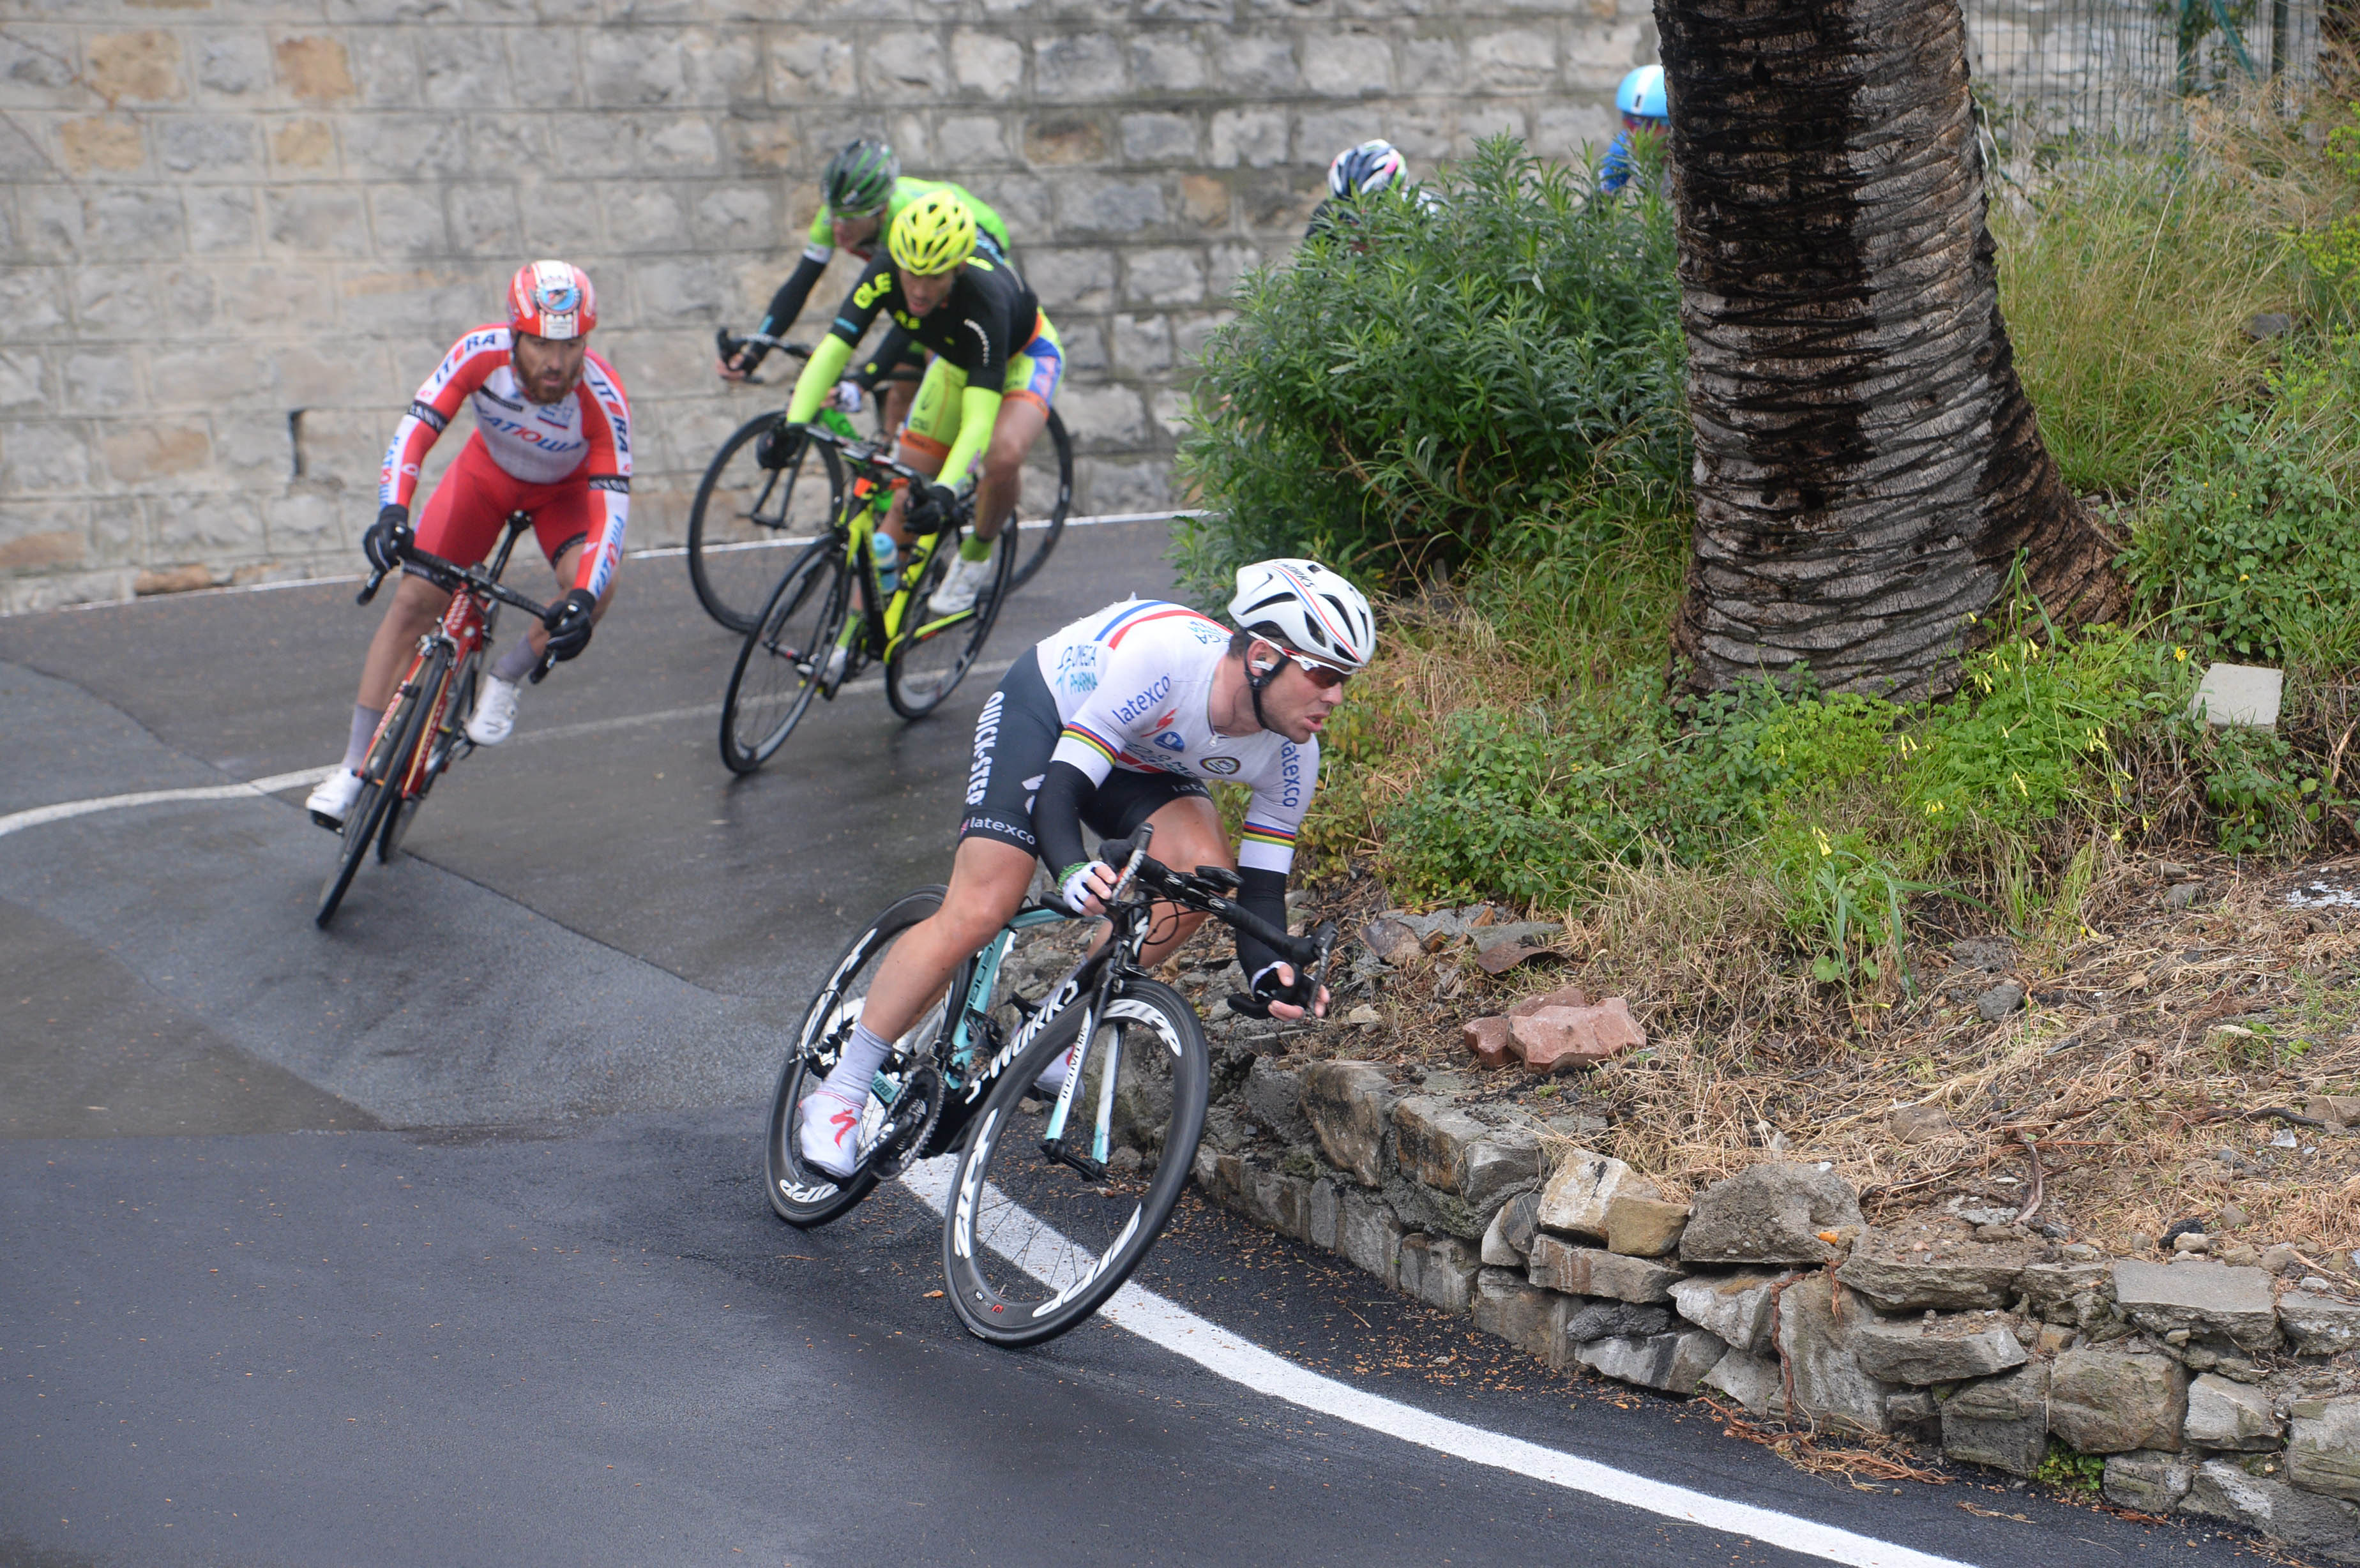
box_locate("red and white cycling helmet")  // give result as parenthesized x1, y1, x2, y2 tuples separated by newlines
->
(507, 260, 596, 341)
(1230, 559, 1377, 672)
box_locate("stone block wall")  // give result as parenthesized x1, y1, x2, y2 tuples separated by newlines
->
(0, 0, 1653, 612)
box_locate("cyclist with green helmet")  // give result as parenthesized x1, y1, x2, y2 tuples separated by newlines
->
(776, 190, 1063, 618)
(719, 138, 1014, 432)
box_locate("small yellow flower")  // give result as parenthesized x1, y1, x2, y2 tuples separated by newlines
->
(2239, 573, 2250, 582)
(1926, 800, 1945, 816)
(1813, 827, 1833, 858)
(2013, 771, 2030, 797)
(2174, 646, 2189, 662)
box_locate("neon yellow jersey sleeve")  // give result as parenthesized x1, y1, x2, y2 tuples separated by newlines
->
(937, 384, 1003, 489)
(784, 336, 854, 424)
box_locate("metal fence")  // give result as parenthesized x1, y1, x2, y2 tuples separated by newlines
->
(1963, 0, 2324, 144)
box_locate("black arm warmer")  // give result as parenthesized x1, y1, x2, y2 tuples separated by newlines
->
(851, 324, 915, 390)
(1234, 865, 1290, 985)
(1034, 760, 1096, 880)
(755, 253, 833, 340)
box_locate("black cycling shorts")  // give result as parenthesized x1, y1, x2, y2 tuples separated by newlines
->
(959, 652, 1209, 861)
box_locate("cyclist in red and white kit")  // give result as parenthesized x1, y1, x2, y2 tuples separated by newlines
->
(306, 260, 631, 828)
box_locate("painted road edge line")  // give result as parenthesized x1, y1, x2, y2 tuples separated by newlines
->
(896, 1157, 1974, 1568)
(0, 767, 337, 840)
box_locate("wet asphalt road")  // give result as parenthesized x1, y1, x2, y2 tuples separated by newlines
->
(0, 529, 2288, 1567)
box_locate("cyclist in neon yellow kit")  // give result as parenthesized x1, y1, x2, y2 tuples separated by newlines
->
(718, 139, 1013, 437)
(776, 191, 1061, 620)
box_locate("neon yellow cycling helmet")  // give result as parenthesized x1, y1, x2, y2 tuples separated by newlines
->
(888, 190, 978, 276)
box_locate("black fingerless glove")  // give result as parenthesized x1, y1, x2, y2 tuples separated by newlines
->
(364, 504, 410, 573)
(542, 587, 598, 661)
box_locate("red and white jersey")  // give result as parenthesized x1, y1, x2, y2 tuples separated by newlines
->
(379, 326, 632, 596)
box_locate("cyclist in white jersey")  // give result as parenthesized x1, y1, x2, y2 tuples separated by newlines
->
(796, 560, 1378, 1177)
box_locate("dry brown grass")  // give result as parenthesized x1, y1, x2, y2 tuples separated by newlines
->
(1290, 852, 2360, 1258)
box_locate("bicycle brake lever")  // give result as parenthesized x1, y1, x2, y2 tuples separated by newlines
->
(356, 566, 388, 607)
(529, 647, 558, 686)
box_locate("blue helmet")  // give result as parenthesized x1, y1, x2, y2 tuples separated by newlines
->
(1327, 139, 1407, 198)
(1617, 64, 1668, 121)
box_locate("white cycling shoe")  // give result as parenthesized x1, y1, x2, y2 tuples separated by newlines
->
(305, 767, 363, 830)
(927, 552, 998, 617)
(1032, 1043, 1079, 1098)
(465, 675, 521, 746)
(797, 1087, 865, 1179)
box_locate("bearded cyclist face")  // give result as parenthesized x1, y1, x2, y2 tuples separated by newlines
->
(513, 332, 586, 405)
(899, 267, 956, 316)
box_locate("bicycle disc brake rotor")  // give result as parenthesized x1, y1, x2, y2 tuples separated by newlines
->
(869, 1064, 944, 1180)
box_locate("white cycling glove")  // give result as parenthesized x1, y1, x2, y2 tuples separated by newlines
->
(1058, 861, 1114, 915)
(829, 379, 865, 414)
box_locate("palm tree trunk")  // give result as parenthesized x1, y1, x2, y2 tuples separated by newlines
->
(1659, 0, 2124, 699)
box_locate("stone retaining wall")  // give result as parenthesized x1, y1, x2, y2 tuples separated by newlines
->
(1195, 1052, 2360, 1561)
(0, 0, 1653, 612)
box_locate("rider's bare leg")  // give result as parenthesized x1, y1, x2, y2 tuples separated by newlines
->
(972, 396, 1047, 546)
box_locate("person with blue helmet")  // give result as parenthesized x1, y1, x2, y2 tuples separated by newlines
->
(1600, 65, 1668, 194)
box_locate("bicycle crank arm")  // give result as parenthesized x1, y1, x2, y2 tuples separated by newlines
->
(1036, 1136, 1108, 1184)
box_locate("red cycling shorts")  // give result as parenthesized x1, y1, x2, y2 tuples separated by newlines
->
(411, 434, 598, 580)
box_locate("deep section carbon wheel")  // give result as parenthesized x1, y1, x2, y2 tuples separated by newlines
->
(720, 538, 847, 774)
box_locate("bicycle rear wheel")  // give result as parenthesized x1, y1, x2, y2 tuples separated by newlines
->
(1004, 406, 1073, 594)
(883, 526, 1013, 721)
(720, 538, 847, 774)
(687, 412, 844, 635)
(942, 977, 1207, 1347)
(317, 651, 439, 928)
(764, 887, 950, 1228)
(379, 649, 473, 863)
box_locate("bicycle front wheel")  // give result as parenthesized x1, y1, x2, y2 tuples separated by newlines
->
(942, 977, 1208, 1347)
(884, 527, 1013, 721)
(687, 412, 844, 635)
(1004, 406, 1073, 594)
(317, 651, 439, 928)
(764, 887, 949, 1228)
(379, 648, 472, 863)
(720, 538, 847, 774)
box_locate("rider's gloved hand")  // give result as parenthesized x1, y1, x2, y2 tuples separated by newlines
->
(1228, 962, 1326, 1021)
(905, 481, 959, 536)
(542, 587, 598, 662)
(755, 421, 806, 471)
(1057, 860, 1117, 916)
(363, 504, 410, 573)
(829, 379, 865, 414)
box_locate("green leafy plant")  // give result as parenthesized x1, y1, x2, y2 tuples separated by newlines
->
(2036, 1440, 2107, 1493)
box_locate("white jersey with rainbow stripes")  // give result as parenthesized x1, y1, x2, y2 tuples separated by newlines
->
(1036, 598, 1319, 875)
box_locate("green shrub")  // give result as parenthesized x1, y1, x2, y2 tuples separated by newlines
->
(1173, 135, 1684, 596)
(2122, 345, 2360, 670)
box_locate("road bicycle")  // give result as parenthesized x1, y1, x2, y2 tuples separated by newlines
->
(760, 825, 1334, 1348)
(687, 332, 1072, 633)
(315, 515, 553, 928)
(717, 424, 1011, 773)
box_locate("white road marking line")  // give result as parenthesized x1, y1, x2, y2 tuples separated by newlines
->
(0, 767, 337, 840)
(896, 1157, 1973, 1568)
(33, 510, 1203, 613)
(0, 656, 1021, 840)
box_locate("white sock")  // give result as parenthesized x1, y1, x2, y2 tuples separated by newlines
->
(342, 704, 382, 773)
(820, 1021, 893, 1101)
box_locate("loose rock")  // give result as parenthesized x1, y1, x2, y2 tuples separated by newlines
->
(1462, 1016, 1513, 1068)
(1397, 1232, 1479, 1315)
(1510, 998, 1644, 1074)
(1886, 1101, 1957, 1143)
(2048, 1349, 2189, 1454)
(1456, 1130, 1545, 1216)
(2281, 1292, 2360, 1357)
(1681, 1163, 1865, 1267)
(1976, 981, 2026, 1021)
(1472, 1267, 1570, 1368)
(1702, 1348, 1785, 1417)
(1391, 1096, 1491, 1196)
(1562, 1297, 1674, 1343)
(1507, 984, 1589, 1020)
(1775, 1274, 1895, 1436)
(2018, 1260, 2115, 1327)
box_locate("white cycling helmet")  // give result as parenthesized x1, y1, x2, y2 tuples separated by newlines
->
(1229, 559, 1377, 672)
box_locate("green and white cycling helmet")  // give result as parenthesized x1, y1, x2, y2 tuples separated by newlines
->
(822, 138, 900, 218)
(1230, 559, 1377, 673)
